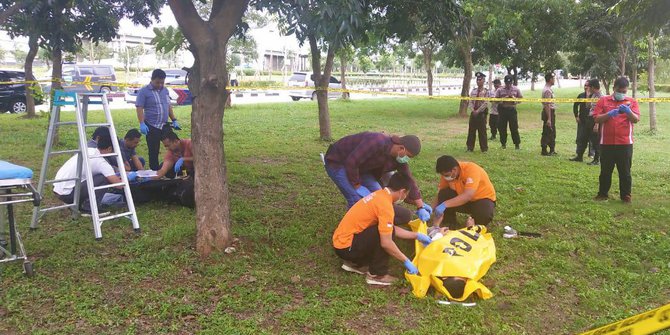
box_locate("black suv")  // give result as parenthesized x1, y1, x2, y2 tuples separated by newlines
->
(0, 70, 43, 113)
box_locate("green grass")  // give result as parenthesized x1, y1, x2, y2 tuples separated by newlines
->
(1, 88, 670, 334)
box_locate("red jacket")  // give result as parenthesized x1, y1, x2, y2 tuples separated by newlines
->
(593, 95, 640, 145)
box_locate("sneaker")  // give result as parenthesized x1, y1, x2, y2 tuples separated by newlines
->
(365, 274, 398, 286)
(587, 160, 599, 166)
(569, 156, 583, 162)
(622, 195, 632, 203)
(466, 148, 473, 152)
(549, 151, 558, 156)
(594, 194, 609, 201)
(341, 261, 368, 275)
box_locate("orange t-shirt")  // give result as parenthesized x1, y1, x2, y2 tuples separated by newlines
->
(332, 189, 395, 249)
(438, 161, 496, 202)
(164, 139, 194, 170)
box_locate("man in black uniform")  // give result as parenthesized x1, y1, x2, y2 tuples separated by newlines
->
(570, 82, 591, 162)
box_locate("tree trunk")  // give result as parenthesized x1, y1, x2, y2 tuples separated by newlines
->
(648, 34, 657, 133)
(308, 34, 333, 141)
(168, 0, 248, 257)
(340, 54, 348, 100)
(488, 64, 493, 91)
(555, 70, 561, 88)
(458, 42, 473, 117)
(603, 78, 610, 95)
(24, 34, 38, 118)
(632, 63, 637, 98)
(618, 35, 627, 76)
(530, 74, 535, 91)
(422, 47, 433, 96)
(51, 48, 63, 144)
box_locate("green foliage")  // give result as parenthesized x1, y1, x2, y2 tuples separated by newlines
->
(10, 46, 27, 66)
(152, 26, 187, 55)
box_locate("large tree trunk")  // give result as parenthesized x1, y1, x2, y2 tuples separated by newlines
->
(422, 46, 433, 96)
(24, 34, 38, 118)
(168, 0, 248, 257)
(648, 34, 657, 133)
(458, 41, 473, 117)
(308, 35, 334, 141)
(340, 53, 348, 100)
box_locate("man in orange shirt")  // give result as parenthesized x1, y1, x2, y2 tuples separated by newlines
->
(332, 173, 432, 286)
(154, 131, 193, 179)
(431, 155, 496, 230)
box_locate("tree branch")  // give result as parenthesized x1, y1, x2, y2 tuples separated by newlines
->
(167, 0, 208, 47)
(0, 1, 27, 26)
(308, 34, 322, 82)
(211, 0, 250, 40)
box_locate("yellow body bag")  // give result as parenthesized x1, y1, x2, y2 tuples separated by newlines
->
(405, 219, 496, 302)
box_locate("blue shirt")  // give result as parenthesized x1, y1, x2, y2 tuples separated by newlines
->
(118, 139, 136, 163)
(136, 84, 171, 129)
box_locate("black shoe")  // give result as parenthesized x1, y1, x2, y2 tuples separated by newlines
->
(549, 151, 558, 156)
(466, 148, 474, 152)
(489, 136, 496, 140)
(569, 156, 583, 162)
(541, 152, 550, 156)
(587, 160, 599, 166)
(501, 144, 506, 149)
(515, 144, 520, 150)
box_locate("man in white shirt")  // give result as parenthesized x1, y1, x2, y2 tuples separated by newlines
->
(53, 133, 135, 214)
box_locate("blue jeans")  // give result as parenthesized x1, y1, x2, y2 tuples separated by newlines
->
(325, 165, 381, 208)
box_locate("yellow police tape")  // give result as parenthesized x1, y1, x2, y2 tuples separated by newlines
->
(3, 78, 670, 103)
(578, 303, 670, 335)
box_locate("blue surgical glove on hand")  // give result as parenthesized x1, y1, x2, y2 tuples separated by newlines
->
(434, 202, 447, 217)
(416, 233, 432, 246)
(619, 104, 632, 115)
(421, 203, 433, 215)
(172, 119, 182, 130)
(173, 157, 184, 173)
(139, 123, 149, 135)
(126, 171, 138, 182)
(607, 109, 619, 118)
(355, 186, 371, 198)
(403, 259, 419, 275)
(416, 208, 430, 222)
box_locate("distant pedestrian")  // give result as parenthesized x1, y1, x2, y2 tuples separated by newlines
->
(586, 79, 603, 165)
(494, 75, 523, 149)
(466, 72, 489, 152)
(570, 82, 591, 161)
(540, 72, 557, 156)
(592, 77, 640, 203)
(488, 79, 501, 140)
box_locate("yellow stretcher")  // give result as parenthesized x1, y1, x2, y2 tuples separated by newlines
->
(405, 219, 496, 302)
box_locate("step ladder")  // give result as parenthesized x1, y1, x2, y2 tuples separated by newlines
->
(30, 91, 140, 240)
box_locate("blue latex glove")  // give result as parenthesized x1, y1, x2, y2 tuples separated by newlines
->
(139, 123, 149, 135)
(421, 203, 433, 215)
(173, 157, 184, 173)
(619, 104, 632, 115)
(355, 186, 371, 198)
(172, 119, 182, 130)
(126, 171, 138, 182)
(434, 202, 447, 217)
(403, 259, 419, 275)
(607, 109, 619, 118)
(416, 208, 430, 222)
(416, 233, 432, 246)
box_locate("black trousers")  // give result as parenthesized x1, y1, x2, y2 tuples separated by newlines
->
(437, 188, 495, 230)
(498, 107, 520, 146)
(576, 117, 599, 159)
(489, 114, 499, 137)
(333, 205, 411, 276)
(541, 109, 556, 151)
(467, 111, 488, 151)
(599, 145, 633, 199)
(146, 123, 173, 171)
(588, 119, 600, 160)
(57, 174, 109, 212)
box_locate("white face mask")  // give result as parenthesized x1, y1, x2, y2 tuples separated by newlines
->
(395, 192, 407, 204)
(443, 175, 455, 182)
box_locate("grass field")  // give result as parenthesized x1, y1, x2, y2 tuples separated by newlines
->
(1, 88, 669, 334)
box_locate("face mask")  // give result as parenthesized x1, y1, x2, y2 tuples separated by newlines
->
(395, 198, 405, 205)
(443, 175, 455, 182)
(614, 92, 626, 101)
(396, 155, 410, 164)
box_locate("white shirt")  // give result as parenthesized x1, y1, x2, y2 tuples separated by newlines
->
(53, 148, 116, 196)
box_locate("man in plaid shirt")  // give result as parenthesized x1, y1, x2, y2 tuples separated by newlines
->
(324, 132, 432, 221)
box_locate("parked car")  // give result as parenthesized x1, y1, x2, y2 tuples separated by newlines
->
(287, 72, 348, 101)
(124, 69, 191, 105)
(42, 64, 117, 94)
(0, 69, 44, 113)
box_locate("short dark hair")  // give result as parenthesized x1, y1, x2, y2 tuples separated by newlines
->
(435, 155, 459, 173)
(125, 128, 141, 140)
(588, 79, 600, 90)
(96, 133, 113, 150)
(387, 172, 411, 191)
(493, 79, 501, 85)
(441, 277, 466, 299)
(614, 76, 629, 89)
(544, 72, 554, 82)
(161, 130, 179, 142)
(151, 69, 167, 80)
(504, 75, 514, 84)
(92, 126, 108, 140)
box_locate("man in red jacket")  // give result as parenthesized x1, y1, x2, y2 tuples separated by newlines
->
(592, 77, 640, 203)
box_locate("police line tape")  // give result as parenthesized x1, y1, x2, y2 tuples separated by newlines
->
(578, 302, 670, 335)
(3, 79, 670, 103)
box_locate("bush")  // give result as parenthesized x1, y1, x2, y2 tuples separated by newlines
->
(237, 80, 277, 88)
(242, 69, 255, 76)
(638, 84, 670, 93)
(347, 78, 389, 86)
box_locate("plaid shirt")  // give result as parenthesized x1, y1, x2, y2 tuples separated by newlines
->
(325, 132, 421, 201)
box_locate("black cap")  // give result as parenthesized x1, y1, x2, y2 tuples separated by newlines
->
(504, 75, 514, 83)
(475, 72, 486, 79)
(399, 135, 421, 156)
